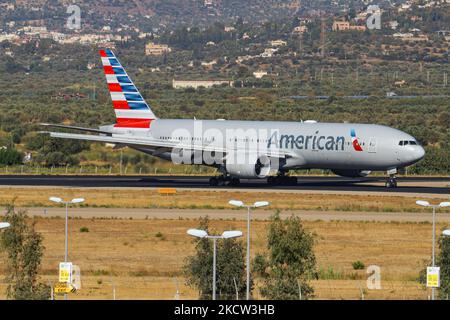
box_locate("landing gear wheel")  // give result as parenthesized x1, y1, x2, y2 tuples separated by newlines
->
(385, 178, 397, 188)
(217, 176, 226, 186)
(289, 176, 298, 186)
(267, 175, 297, 186)
(229, 178, 240, 186)
(209, 177, 219, 186)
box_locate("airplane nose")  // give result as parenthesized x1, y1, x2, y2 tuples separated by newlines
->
(414, 146, 425, 161)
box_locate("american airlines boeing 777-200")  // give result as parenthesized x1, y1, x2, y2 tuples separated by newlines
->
(42, 49, 425, 188)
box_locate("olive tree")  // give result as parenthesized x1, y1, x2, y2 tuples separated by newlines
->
(183, 216, 249, 300)
(254, 212, 317, 300)
(0, 204, 50, 300)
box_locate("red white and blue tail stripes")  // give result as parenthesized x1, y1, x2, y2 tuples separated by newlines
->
(350, 129, 363, 152)
(99, 49, 156, 128)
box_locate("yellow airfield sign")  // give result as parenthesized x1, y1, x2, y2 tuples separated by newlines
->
(54, 282, 77, 295)
(426, 267, 440, 288)
(59, 262, 73, 283)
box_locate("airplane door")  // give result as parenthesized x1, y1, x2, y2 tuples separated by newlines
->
(368, 138, 377, 153)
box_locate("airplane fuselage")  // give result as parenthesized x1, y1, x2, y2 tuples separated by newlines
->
(106, 119, 425, 173)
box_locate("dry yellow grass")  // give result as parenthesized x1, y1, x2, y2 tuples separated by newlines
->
(0, 217, 442, 300)
(0, 187, 447, 212)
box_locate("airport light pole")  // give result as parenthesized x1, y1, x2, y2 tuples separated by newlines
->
(416, 200, 450, 300)
(187, 229, 243, 300)
(49, 197, 85, 300)
(228, 200, 269, 300)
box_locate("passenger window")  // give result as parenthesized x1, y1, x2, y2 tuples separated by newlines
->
(399, 141, 404, 146)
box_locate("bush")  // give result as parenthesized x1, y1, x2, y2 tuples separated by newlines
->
(257, 213, 317, 300)
(352, 260, 365, 270)
(79, 227, 89, 233)
(0, 204, 51, 299)
(0, 148, 22, 165)
(92, 269, 109, 276)
(183, 216, 247, 300)
(155, 232, 166, 240)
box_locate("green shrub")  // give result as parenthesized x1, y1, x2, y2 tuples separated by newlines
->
(93, 269, 109, 276)
(318, 266, 344, 280)
(155, 232, 166, 240)
(352, 260, 365, 270)
(79, 226, 89, 233)
(0, 148, 22, 165)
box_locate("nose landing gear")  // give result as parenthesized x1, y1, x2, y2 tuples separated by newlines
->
(385, 169, 398, 188)
(385, 176, 398, 188)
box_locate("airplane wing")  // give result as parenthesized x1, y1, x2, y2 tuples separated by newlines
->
(44, 131, 293, 159)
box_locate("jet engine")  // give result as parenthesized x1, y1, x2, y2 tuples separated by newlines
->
(225, 155, 272, 178)
(331, 169, 372, 178)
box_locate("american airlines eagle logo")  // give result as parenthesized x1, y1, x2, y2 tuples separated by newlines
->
(351, 129, 363, 152)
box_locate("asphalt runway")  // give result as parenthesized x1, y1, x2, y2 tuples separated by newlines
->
(0, 175, 448, 195)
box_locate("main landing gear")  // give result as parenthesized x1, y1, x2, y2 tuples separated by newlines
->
(385, 169, 398, 188)
(267, 173, 298, 186)
(209, 176, 240, 187)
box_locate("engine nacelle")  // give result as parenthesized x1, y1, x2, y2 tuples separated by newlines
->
(225, 155, 272, 178)
(331, 169, 372, 178)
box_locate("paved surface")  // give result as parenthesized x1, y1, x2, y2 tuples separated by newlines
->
(24, 207, 450, 222)
(0, 175, 448, 195)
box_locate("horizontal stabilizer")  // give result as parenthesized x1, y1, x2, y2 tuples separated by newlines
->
(40, 123, 113, 135)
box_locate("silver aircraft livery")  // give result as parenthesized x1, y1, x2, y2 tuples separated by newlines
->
(42, 49, 425, 188)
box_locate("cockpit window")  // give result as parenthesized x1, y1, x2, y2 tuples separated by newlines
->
(399, 140, 418, 146)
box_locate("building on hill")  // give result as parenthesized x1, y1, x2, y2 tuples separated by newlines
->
(388, 21, 399, 30)
(253, 70, 268, 79)
(332, 21, 366, 32)
(270, 39, 287, 47)
(437, 30, 450, 36)
(172, 79, 233, 89)
(333, 21, 350, 31)
(350, 25, 366, 31)
(293, 25, 308, 34)
(201, 60, 217, 69)
(392, 33, 429, 42)
(145, 42, 172, 56)
(0, 3, 14, 10)
(260, 48, 278, 58)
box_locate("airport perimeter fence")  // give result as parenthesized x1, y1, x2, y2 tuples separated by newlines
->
(0, 165, 436, 177)
(0, 164, 221, 176)
(0, 277, 433, 300)
(0, 165, 347, 176)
